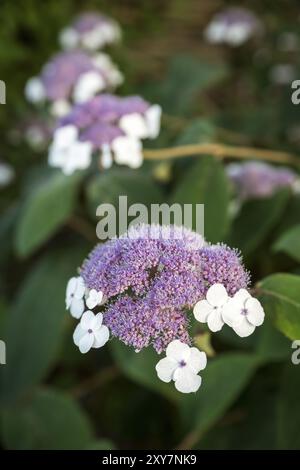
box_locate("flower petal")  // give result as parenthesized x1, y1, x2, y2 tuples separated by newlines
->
(222, 297, 244, 327)
(80, 310, 95, 330)
(246, 297, 265, 326)
(73, 323, 85, 346)
(206, 283, 228, 307)
(233, 319, 256, 337)
(207, 308, 224, 332)
(166, 340, 190, 362)
(188, 348, 207, 374)
(173, 367, 202, 393)
(93, 325, 109, 348)
(86, 289, 103, 309)
(155, 357, 177, 383)
(70, 298, 85, 319)
(74, 276, 85, 299)
(93, 312, 104, 330)
(78, 332, 94, 354)
(193, 300, 213, 323)
(144, 104, 162, 139)
(119, 113, 148, 139)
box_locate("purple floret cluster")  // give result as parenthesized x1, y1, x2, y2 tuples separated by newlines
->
(80, 224, 249, 353)
(227, 161, 298, 201)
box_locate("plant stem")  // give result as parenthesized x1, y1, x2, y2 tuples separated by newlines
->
(143, 143, 300, 166)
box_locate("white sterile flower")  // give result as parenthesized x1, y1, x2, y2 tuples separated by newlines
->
(119, 113, 149, 139)
(155, 340, 207, 394)
(112, 136, 143, 169)
(0, 162, 14, 188)
(225, 24, 252, 46)
(66, 276, 85, 318)
(204, 21, 227, 44)
(222, 289, 265, 337)
(100, 144, 113, 169)
(50, 99, 71, 117)
(144, 104, 162, 139)
(86, 289, 103, 309)
(48, 125, 92, 175)
(73, 71, 105, 104)
(25, 77, 45, 103)
(193, 283, 229, 332)
(82, 27, 105, 50)
(59, 27, 79, 49)
(73, 311, 109, 354)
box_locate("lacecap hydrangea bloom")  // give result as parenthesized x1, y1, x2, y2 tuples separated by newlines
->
(25, 50, 123, 116)
(204, 7, 262, 47)
(49, 94, 162, 174)
(226, 161, 299, 201)
(66, 224, 265, 394)
(59, 11, 121, 51)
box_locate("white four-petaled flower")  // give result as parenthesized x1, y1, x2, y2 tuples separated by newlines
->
(66, 276, 85, 318)
(222, 289, 265, 337)
(193, 283, 228, 332)
(48, 124, 92, 175)
(86, 289, 103, 309)
(155, 340, 207, 394)
(73, 310, 109, 354)
(73, 71, 105, 104)
(111, 136, 143, 168)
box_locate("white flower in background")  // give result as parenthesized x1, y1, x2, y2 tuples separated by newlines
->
(82, 26, 107, 50)
(112, 136, 143, 169)
(25, 77, 45, 103)
(92, 53, 124, 88)
(204, 21, 228, 44)
(193, 283, 229, 332)
(48, 125, 92, 175)
(222, 289, 265, 337)
(0, 162, 14, 188)
(119, 113, 149, 139)
(155, 340, 207, 394)
(144, 104, 162, 138)
(59, 27, 79, 49)
(86, 289, 103, 309)
(100, 143, 113, 169)
(73, 310, 109, 354)
(66, 276, 86, 318)
(73, 71, 105, 104)
(50, 99, 71, 118)
(225, 24, 252, 46)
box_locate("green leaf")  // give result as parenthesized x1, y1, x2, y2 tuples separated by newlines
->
(110, 341, 178, 402)
(277, 364, 300, 449)
(258, 273, 300, 340)
(273, 224, 300, 262)
(151, 56, 228, 115)
(0, 388, 93, 449)
(0, 245, 88, 405)
(179, 354, 258, 440)
(86, 168, 164, 218)
(255, 320, 291, 362)
(15, 171, 82, 257)
(85, 439, 116, 450)
(228, 190, 290, 256)
(171, 156, 230, 242)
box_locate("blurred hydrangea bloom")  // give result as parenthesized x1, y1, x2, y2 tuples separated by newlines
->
(49, 94, 162, 173)
(59, 11, 121, 51)
(204, 7, 262, 47)
(226, 161, 299, 201)
(25, 51, 123, 116)
(66, 224, 265, 392)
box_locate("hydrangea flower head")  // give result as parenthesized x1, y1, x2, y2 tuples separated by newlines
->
(227, 161, 299, 201)
(59, 12, 121, 51)
(25, 51, 123, 114)
(49, 94, 162, 173)
(204, 7, 262, 47)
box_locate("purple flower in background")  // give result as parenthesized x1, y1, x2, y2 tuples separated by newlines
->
(226, 161, 299, 201)
(59, 11, 121, 51)
(25, 51, 123, 115)
(204, 7, 263, 46)
(49, 94, 162, 173)
(77, 224, 249, 353)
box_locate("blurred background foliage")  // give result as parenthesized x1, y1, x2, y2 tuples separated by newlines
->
(1, 0, 300, 450)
